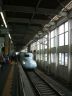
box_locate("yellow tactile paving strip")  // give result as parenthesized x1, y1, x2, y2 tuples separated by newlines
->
(2, 65, 14, 96)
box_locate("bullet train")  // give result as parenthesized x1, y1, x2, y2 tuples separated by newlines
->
(20, 52, 37, 70)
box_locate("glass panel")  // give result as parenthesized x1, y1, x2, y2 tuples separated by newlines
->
(45, 40, 47, 49)
(37, 41, 39, 45)
(55, 29, 57, 36)
(65, 53, 68, 66)
(45, 44, 47, 49)
(59, 53, 64, 65)
(37, 44, 39, 50)
(51, 30, 54, 38)
(45, 54, 47, 61)
(51, 38, 54, 47)
(59, 53, 62, 64)
(54, 37, 56, 47)
(65, 22, 68, 32)
(59, 24, 64, 34)
(51, 54, 54, 63)
(49, 33, 50, 48)
(62, 53, 64, 65)
(65, 32, 68, 45)
(59, 34, 64, 46)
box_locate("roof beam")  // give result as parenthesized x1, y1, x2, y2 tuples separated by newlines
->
(7, 18, 49, 25)
(31, 0, 42, 19)
(4, 5, 57, 15)
(11, 34, 34, 36)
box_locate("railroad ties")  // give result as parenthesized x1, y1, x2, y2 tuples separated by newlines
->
(26, 70, 64, 96)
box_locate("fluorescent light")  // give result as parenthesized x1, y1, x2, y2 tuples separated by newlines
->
(65, 1, 72, 10)
(52, 15, 60, 21)
(8, 33, 11, 39)
(62, 1, 72, 11)
(0, 12, 7, 28)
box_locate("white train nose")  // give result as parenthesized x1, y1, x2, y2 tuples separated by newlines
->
(20, 52, 37, 70)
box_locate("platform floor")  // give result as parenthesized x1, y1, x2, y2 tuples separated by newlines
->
(0, 63, 18, 96)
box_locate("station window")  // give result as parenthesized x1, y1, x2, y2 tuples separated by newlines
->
(43, 35, 47, 49)
(58, 21, 69, 46)
(45, 40, 47, 49)
(51, 53, 55, 63)
(40, 44, 42, 49)
(65, 53, 68, 66)
(58, 24, 64, 46)
(59, 53, 68, 66)
(39, 39, 43, 50)
(51, 38, 54, 47)
(49, 33, 51, 48)
(50, 30, 56, 48)
(45, 53, 47, 61)
(51, 31, 54, 48)
(59, 34, 64, 46)
(65, 22, 68, 32)
(65, 22, 68, 45)
(59, 53, 64, 65)
(31, 42, 36, 51)
(59, 24, 64, 34)
(65, 32, 68, 45)
(37, 41, 40, 50)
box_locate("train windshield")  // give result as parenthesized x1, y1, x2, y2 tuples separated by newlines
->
(24, 54, 29, 57)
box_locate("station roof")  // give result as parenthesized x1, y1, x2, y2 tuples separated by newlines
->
(1, 0, 71, 51)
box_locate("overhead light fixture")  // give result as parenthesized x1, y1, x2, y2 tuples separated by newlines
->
(62, 1, 72, 12)
(0, 12, 7, 28)
(49, 21, 55, 25)
(59, 11, 67, 17)
(52, 15, 60, 21)
(65, 1, 72, 11)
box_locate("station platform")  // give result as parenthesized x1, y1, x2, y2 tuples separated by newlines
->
(0, 62, 18, 96)
(0, 62, 72, 96)
(0, 62, 35, 96)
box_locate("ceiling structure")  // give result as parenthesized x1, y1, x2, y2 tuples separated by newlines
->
(1, 0, 71, 51)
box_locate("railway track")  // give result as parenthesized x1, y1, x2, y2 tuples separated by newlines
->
(26, 70, 64, 96)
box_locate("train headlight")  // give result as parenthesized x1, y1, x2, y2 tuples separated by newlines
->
(23, 61, 25, 64)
